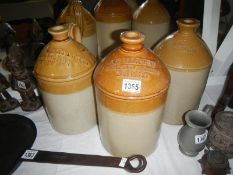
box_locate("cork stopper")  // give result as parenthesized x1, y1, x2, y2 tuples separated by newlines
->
(120, 31, 145, 51)
(48, 25, 69, 41)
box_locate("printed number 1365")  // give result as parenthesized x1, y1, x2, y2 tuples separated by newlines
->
(122, 79, 141, 93)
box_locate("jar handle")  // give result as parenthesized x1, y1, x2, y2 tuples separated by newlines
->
(66, 23, 82, 43)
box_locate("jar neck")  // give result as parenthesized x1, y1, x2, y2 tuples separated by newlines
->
(122, 43, 144, 51)
(120, 31, 144, 51)
(48, 25, 69, 41)
(177, 18, 199, 35)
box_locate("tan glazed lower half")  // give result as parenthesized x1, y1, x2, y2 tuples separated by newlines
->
(132, 22, 170, 49)
(82, 34, 98, 58)
(41, 86, 96, 134)
(96, 21, 131, 57)
(163, 68, 210, 125)
(97, 97, 164, 156)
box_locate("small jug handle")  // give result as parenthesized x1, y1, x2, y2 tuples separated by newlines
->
(66, 23, 82, 43)
(202, 104, 214, 116)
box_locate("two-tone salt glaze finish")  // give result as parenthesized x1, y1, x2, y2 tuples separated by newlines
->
(94, 0, 131, 58)
(94, 31, 170, 156)
(34, 25, 97, 134)
(154, 19, 212, 125)
(57, 0, 98, 57)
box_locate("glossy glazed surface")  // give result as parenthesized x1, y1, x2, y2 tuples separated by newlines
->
(34, 25, 96, 91)
(132, 22, 169, 49)
(34, 25, 97, 134)
(163, 68, 210, 124)
(96, 21, 131, 58)
(97, 99, 164, 156)
(94, 0, 131, 58)
(81, 34, 98, 57)
(57, 0, 96, 37)
(133, 0, 170, 24)
(95, 31, 170, 112)
(132, 0, 170, 48)
(154, 18, 212, 125)
(94, 31, 170, 156)
(41, 87, 96, 134)
(154, 19, 212, 70)
(94, 0, 131, 23)
(57, 0, 97, 56)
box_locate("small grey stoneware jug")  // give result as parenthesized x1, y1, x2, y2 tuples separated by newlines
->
(177, 105, 213, 156)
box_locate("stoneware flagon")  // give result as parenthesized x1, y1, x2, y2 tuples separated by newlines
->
(57, 0, 98, 57)
(133, 0, 170, 49)
(94, 0, 131, 58)
(154, 18, 213, 125)
(34, 25, 97, 134)
(177, 108, 212, 157)
(94, 31, 170, 156)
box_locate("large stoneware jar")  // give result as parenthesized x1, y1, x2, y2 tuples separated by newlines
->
(132, 0, 170, 49)
(57, 0, 98, 57)
(154, 19, 212, 125)
(94, 0, 131, 58)
(94, 31, 170, 156)
(34, 25, 97, 134)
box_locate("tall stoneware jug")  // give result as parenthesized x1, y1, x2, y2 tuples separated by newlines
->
(132, 0, 170, 49)
(94, 31, 170, 156)
(57, 0, 98, 57)
(34, 25, 97, 134)
(154, 18, 212, 125)
(94, 0, 131, 58)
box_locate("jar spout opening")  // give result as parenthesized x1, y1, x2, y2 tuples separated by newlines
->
(120, 31, 145, 51)
(48, 25, 69, 41)
(177, 18, 200, 34)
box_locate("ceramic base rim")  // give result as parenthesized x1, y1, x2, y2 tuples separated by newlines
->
(178, 145, 198, 157)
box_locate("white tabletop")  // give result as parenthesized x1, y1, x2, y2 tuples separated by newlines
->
(8, 107, 202, 175)
(5, 101, 232, 175)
